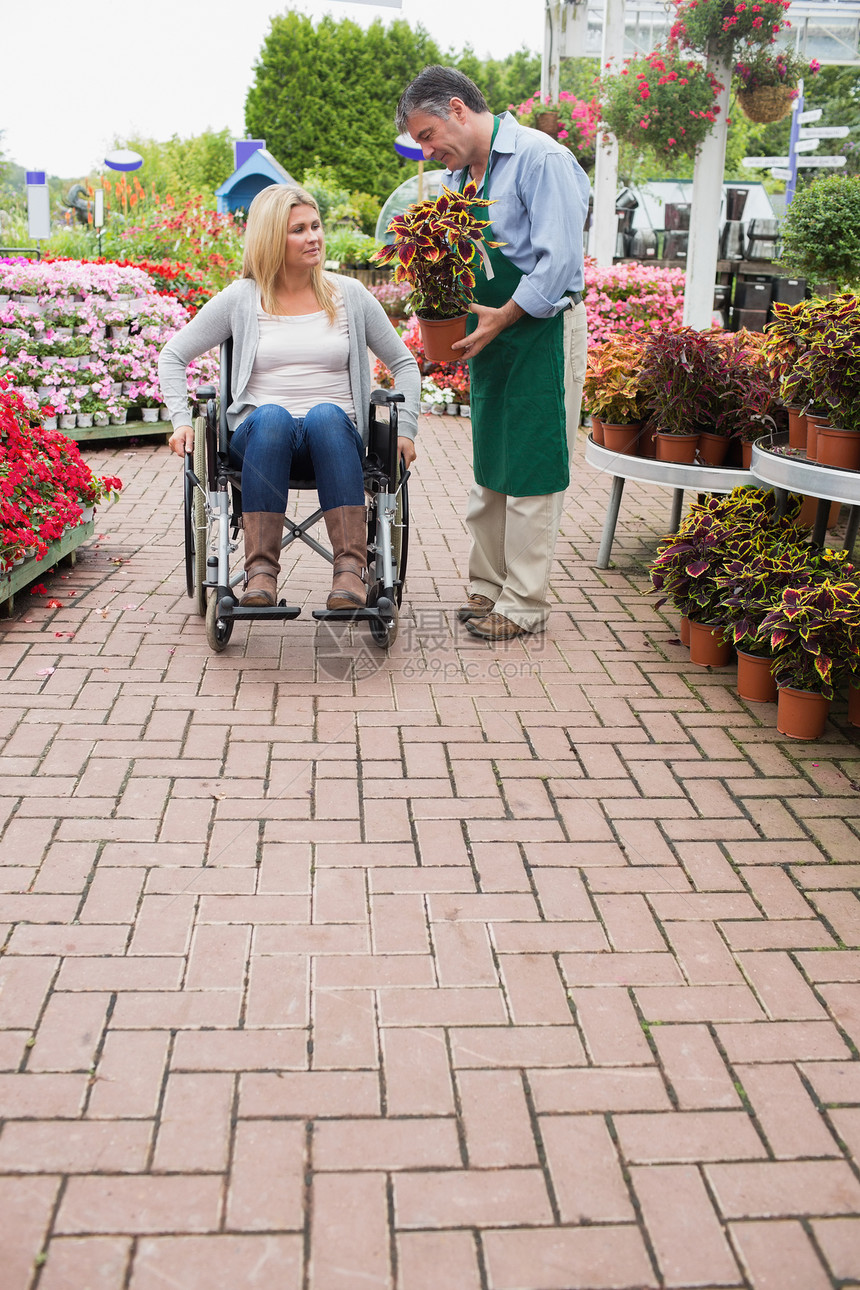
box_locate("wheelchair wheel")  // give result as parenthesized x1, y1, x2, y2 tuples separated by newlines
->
(368, 589, 398, 649)
(206, 590, 234, 652)
(183, 417, 209, 617)
(392, 463, 409, 609)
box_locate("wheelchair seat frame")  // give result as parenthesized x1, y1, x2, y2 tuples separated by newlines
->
(183, 339, 409, 653)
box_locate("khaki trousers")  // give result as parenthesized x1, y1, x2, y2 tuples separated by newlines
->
(466, 302, 588, 632)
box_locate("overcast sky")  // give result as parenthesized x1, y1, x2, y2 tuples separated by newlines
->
(3, 0, 546, 180)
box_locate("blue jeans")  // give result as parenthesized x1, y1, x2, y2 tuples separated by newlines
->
(229, 403, 365, 513)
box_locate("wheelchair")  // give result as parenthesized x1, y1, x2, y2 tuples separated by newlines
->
(183, 339, 409, 653)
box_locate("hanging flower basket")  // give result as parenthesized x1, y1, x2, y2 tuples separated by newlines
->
(598, 47, 724, 159)
(736, 84, 795, 124)
(534, 111, 560, 135)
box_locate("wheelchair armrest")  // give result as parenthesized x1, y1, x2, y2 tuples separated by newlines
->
(196, 384, 216, 400)
(371, 389, 405, 404)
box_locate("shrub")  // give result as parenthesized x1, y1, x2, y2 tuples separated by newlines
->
(779, 174, 860, 290)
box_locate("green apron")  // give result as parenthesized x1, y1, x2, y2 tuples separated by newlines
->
(460, 119, 569, 497)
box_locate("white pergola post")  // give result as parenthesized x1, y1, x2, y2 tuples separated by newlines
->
(682, 46, 733, 329)
(589, 0, 626, 264)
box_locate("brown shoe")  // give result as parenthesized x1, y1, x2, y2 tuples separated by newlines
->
(240, 512, 284, 607)
(457, 593, 496, 623)
(464, 611, 527, 641)
(323, 505, 368, 610)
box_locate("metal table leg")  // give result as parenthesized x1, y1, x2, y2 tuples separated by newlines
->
(596, 475, 625, 569)
(669, 488, 684, 533)
(844, 505, 860, 555)
(811, 497, 831, 548)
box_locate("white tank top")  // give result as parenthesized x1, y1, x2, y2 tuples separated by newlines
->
(245, 290, 356, 421)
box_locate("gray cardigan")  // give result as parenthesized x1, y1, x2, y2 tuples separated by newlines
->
(157, 274, 420, 442)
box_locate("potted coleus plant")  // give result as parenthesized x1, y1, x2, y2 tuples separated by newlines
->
(372, 183, 501, 363)
(762, 580, 860, 739)
(640, 328, 726, 462)
(793, 292, 860, 470)
(584, 334, 650, 455)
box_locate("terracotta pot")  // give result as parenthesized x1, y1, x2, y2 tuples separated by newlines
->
(679, 614, 690, 647)
(418, 313, 469, 363)
(697, 431, 730, 467)
(602, 421, 641, 456)
(655, 431, 699, 464)
(798, 495, 841, 529)
(787, 405, 807, 450)
(736, 649, 778, 703)
(815, 423, 860, 472)
(777, 686, 831, 740)
(741, 440, 754, 468)
(590, 414, 604, 446)
(639, 422, 657, 458)
(806, 412, 831, 462)
(849, 685, 860, 727)
(688, 619, 733, 668)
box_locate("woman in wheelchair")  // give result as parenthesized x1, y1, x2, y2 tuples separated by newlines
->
(159, 183, 419, 610)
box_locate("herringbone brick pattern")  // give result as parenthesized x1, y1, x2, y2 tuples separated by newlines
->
(1, 417, 859, 1289)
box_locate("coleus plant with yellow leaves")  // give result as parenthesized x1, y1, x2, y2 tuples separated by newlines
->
(372, 182, 504, 321)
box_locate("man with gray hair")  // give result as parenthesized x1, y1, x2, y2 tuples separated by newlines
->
(397, 65, 589, 640)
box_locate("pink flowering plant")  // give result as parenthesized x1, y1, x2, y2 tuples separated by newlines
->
(510, 91, 600, 168)
(734, 46, 820, 92)
(598, 46, 724, 158)
(671, 0, 792, 58)
(583, 259, 686, 345)
(0, 260, 218, 425)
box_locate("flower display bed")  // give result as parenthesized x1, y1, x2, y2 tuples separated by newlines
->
(0, 519, 93, 617)
(0, 258, 218, 427)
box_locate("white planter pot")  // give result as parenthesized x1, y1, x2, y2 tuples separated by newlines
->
(0, 294, 9, 307)
(460, 405, 471, 417)
(59, 414, 77, 430)
(109, 326, 130, 341)
(42, 416, 58, 429)
(110, 382, 123, 397)
(53, 327, 73, 339)
(110, 411, 128, 426)
(159, 406, 171, 421)
(140, 408, 160, 423)
(81, 506, 95, 523)
(36, 386, 52, 399)
(430, 404, 444, 415)
(40, 354, 60, 368)
(93, 412, 110, 427)
(121, 382, 135, 396)
(76, 413, 94, 428)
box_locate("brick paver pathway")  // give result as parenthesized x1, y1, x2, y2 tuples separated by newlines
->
(2, 416, 860, 1290)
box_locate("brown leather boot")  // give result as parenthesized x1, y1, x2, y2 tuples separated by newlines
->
(240, 512, 284, 607)
(323, 505, 368, 610)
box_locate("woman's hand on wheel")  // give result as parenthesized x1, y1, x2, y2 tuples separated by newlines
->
(169, 423, 194, 458)
(398, 436, 416, 470)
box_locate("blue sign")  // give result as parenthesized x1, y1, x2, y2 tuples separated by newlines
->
(26, 171, 46, 185)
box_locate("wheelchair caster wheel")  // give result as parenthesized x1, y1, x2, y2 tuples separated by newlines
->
(206, 592, 234, 652)
(369, 595, 398, 649)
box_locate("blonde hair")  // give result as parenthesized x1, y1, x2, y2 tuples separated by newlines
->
(242, 184, 338, 322)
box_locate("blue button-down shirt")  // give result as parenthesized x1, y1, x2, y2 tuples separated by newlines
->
(444, 111, 591, 319)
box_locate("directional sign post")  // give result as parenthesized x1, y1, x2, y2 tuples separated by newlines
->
(796, 155, 848, 168)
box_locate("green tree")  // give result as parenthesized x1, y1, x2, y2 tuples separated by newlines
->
(245, 12, 441, 201)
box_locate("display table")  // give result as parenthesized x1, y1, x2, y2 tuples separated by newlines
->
(584, 435, 753, 568)
(751, 435, 860, 550)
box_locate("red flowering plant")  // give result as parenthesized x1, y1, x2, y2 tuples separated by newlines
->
(0, 381, 122, 570)
(671, 0, 792, 58)
(599, 46, 724, 158)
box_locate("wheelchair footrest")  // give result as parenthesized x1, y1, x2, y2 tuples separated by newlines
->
(312, 603, 392, 623)
(217, 597, 302, 622)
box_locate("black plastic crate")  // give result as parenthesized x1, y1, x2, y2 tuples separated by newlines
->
(732, 307, 768, 332)
(771, 276, 807, 305)
(735, 279, 773, 309)
(663, 230, 688, 260)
